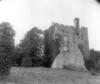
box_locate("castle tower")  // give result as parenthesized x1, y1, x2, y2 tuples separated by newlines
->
(74, 18, 79, 35)
(74, 18, 79, 29)
(44, 18, 89, 71)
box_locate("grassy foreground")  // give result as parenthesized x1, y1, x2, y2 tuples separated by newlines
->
(0, 67, 100, 84)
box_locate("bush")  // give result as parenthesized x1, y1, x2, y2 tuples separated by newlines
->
(0, 53, 12, 76)
(0, 62, 11, 76)
(21, 56, 32, 67)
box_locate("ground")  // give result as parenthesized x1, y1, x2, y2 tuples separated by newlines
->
(0, 67, 100, 84)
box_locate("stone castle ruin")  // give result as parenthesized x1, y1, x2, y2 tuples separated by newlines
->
(44, 18, 89, 71)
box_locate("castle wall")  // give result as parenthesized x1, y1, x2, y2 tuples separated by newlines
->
(51, 18, 89, 71)
(44, 18, 89, 70)
(80, 27, 90, 59)
(44, 25, 60, 67)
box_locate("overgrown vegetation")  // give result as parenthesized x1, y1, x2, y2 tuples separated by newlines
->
(13, 27, 44, 67)
(0, 22, 15, 76)
(87, 49, 100, 72)
(0, 21, 100, 77)
(43, 25, 60, 67)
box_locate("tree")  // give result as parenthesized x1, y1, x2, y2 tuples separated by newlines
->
(84, 49, 100, 74)
(43, 25, 60, 67)
(90, 49, 100, 72)
(12, 46, 22, 67)
(18, 27, 43, 67)
(0, 22, 15, 76)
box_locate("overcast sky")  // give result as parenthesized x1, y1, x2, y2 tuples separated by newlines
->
(0, 0, 100, 50)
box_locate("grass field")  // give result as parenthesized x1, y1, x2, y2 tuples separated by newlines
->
(0, 67, 100, 84)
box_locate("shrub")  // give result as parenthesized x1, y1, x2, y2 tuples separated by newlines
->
(21, 56, 32, 67)
(0, 53, 12, 76)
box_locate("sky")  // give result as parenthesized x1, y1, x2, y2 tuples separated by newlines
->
(0, 0, 100, 50)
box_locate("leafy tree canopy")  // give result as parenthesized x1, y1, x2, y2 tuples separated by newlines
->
(16, 27, 43, 67)
(0, 22, 15, 75)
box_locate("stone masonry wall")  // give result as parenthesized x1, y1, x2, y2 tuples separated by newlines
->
(51, 18, 89, 71)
